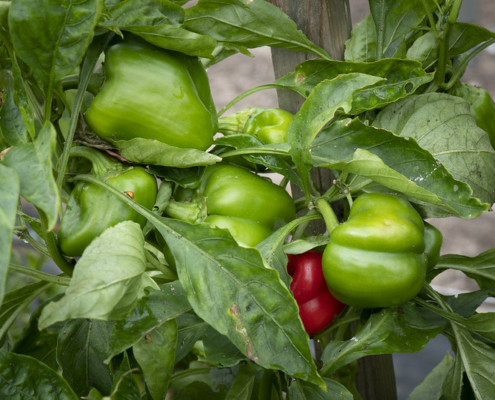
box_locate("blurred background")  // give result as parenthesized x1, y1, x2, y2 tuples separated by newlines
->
(9, 1, 495, 398)
(205, 0, 495, 397)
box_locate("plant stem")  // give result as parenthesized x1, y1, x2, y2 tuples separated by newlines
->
(8, 264, 71, 286)
(291, 208, 319, 240)
(36, 207, 74, 277)
(422, 0, 440, 39)
(144, 249, 178, 281)
(434, 0, 463, 87)
(217, 84, 284, 117)
(316, 199, 339, 234)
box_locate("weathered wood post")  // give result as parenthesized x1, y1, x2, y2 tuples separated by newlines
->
(267, 1, 398, 398)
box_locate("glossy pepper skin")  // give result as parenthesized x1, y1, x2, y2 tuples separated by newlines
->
(424, 222, 443, 271)
(450, 83, 495, 149)
(58, 147, 157, 257)
(322, 193, 429, 308)
(167, 164, 296, 247)
(85, 36, 217, 151)
(287, 251, 346, 335)
(218, 107, 293, 144)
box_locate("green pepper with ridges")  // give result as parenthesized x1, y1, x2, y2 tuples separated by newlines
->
(84, 35, 217, 151)
(58, 146, 157, 257)
(322, 193, 437, 308)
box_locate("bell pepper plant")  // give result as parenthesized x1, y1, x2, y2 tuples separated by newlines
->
(2, 0, 495, 398)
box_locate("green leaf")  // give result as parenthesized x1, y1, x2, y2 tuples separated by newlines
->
(344, 14, 377, 62)
(2, 123, 60, 230)
(283, 236, 329, 255)
(288, 377, 354, 400)
(70, 174, 325, 388)
(201, 326, 247, 367)
(133, 319, 177, 400)
(12, 294, 64, 370)
(407, 352, 455, 400)
(321, 307, 443, 376)
(443, 288, 495, 319)
(0, 80, 29, 145)
(111, 351, 141, 400)
(288, 73, 383, 197)
(108, 283, 191, 360)
(38, 221, 146, 329)
(434, 248, 495, 289)
(311, 118, 488, 218)
(57, 319, 113, 397)
(369, 0, 432, 59)
(0, 164, 18, 306)
(274, 58, 432, 101)
(406, 31, 440, 69)
(449, 326, 495, 399)
(9, 0, 103, 96)
(374, 93, 495, 207)
(225, 363, 258, 400)
(11, 56, 35, 138)
(256, 215, 322, 289)
(0, 350, 78, 399)
(184, 0, 329, 60)
(102, 0, 217, 58)
(175, 312, 209, 363)
(113, 138, 221, 167)
(448, 22, 495, 59)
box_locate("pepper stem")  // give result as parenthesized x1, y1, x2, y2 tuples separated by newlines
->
(68, 146, 122, 176)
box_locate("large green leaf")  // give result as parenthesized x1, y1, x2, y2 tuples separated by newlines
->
(0, 164, 18, 306)
(0, 77, 29, 145)
(311, 118, 488, 218)
(374, 93, 495, 207)
(101, 0, 217, 57)
(133, 319, 177, 400)
(108, 283, 191, 360)
(288, 73, 383, 197)
(9, 0, 102, 96)
(184, 0, 329, 60)
(406, 31, 440, 69)
(38, 221, 146, 329)
(2, 123, 59, 230)
(0, 350, 78, 399)
(112, 138, 221, 168)
(320, 307, 444, 376)
(57, 319, 113, 397)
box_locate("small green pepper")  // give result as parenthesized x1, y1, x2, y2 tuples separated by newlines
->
(322, 193, 430, 308)
(218, 107, 293, 144)
(166, 164, 296, 247)
(84, 35, 217, 150)
(58, 146, 157, 257)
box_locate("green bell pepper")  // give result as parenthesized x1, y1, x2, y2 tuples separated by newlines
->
(58, 146, 157, 257)
(218, 107, 293, 144)
(424, 222, 442, 271)
(322, 193, 433, 308)
(450, 82, 495, 149)
(84, 35, 217, 150)
(166, 164, 296, 247)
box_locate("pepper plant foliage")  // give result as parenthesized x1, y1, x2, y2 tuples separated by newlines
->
(1, 0, 495, 398)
